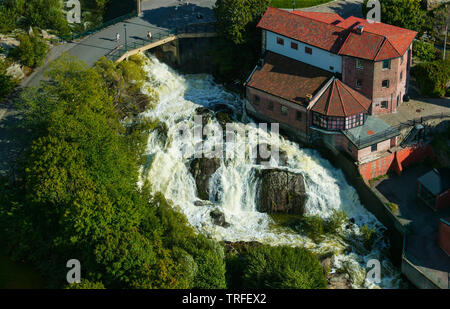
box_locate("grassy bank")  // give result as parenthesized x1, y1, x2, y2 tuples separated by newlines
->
(270, 0, 332, 8)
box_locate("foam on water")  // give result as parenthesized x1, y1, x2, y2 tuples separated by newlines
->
(139, 55, 405, 289)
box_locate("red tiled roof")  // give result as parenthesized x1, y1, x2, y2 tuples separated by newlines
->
(311, 78, 372, 117)
(336, 17, 418, 57)
(256, 7, 347, 53)
(247, 52, 333, 105)
(291, 11, 344, 25)
(257, 7, 417, 61)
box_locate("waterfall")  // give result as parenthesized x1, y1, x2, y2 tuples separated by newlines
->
(138, 54, 405, 289)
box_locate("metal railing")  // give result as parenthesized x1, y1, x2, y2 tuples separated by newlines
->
(68, 12, 138, 41)
(106, 22, 217, 62)
(345, 112, 450, 148)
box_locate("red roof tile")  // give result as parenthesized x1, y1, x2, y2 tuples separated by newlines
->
(311, 78, 372, 117)
(291, 11, 344, 25)
(257, 8, 417, 61)
(257, 7, 347, 53)
(247, 52, 333, 105)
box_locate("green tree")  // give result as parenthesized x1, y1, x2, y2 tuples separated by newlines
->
(229, 245, 327, 289)
(413, 39, 439, 62)
(412, 58, 450, 97)
(362, 0, 427, 33)
(10, 33, 49, 68)
(214, 0, 269, 45)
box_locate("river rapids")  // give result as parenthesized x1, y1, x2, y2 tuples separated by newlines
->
(137, 54, 406, 289)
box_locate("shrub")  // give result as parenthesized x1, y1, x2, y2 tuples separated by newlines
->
(297, 215, 325, 242)
(10, 33, 48, 68)
(413, 39, 439, 62)
(324, 210, 348, 235)
(412, 59, 450, 97)
(385, 202, 399, 214)
(234, 245, 327, 289)
(360, 225, 377, 251)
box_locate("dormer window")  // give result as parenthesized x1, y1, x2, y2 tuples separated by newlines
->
(305, 47, 312, 55)
(277, 37, 284, 45)
(291, 42, 298, 50)
(382, 59, 391, 70)
(356, 59, 364, 70)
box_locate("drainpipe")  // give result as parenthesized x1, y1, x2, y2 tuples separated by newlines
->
(137, 0, 141, 16)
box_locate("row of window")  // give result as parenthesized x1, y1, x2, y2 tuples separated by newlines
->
(276, 37, 312, 55)
(312, 113, 365, 131)
(254, 95, 303, 121)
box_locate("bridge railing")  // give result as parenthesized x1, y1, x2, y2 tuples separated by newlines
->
(107, 22, 217, 62)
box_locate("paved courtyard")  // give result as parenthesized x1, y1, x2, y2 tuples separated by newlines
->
(373, 165, 450, 288)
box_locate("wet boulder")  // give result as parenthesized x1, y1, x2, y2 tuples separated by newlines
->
(189, 157, 220, 200)
(253, 143, 288, 166)
(210, 209, 230, 228)
(255, 168, 307, 215)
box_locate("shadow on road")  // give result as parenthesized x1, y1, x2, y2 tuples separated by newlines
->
(142, 4, 215, 30)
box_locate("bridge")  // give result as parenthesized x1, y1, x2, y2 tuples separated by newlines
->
(106, 22, 217, 63)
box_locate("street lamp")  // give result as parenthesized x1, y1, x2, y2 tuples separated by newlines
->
(293, 0, 296, 11)
(124, 23, 128, 51)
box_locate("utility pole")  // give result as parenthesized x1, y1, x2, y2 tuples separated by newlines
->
(124, 23, 128, 51)
(137, 0, 141, 16)
(444, 24, 448, 60)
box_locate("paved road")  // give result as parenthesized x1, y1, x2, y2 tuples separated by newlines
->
(298, 0, 364, 18)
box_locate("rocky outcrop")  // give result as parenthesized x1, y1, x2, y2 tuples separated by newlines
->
(190, 157, 220, 200)
(255, 168, 307, 214)
(210, 209, 230, 228)
(253, 143, 288, 166)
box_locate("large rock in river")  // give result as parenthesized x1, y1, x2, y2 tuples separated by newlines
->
(190, 157, 220, 200)
(255, 168, 307, 214)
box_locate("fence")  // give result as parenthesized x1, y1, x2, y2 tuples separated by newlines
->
(67, 12, 138, 41)
(346, 112, 450, 148)
(106, 22, 217, 62)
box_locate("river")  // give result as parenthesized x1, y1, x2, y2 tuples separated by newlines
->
(138, 54, 406, 289)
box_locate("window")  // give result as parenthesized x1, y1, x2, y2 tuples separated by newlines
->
(254, 95, 260, 105)
(267, 101, 274, 110)
(345, 114, 364, 129)
(296, 111, 302, 121)
(400, 71, 403, 81)
(382, 59, 391, 69)
(382, 79, 389, 88)
(281, 106, 288, 115)
(356, 59, 364, 70)
(371, 144, 378, 152)
(277, 37, 284, 45)
(381, 100, 388, 108)
(305, 46, 312, 55)
(356, 79, 363, 88)
(291, 42, 298, 50)
(329, 66, 334, 71)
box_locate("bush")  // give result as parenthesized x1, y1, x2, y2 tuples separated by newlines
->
(385, 202, 399, 214)
(229, 245, 327, 289)
(360, 225, 377, 251)
(10, 33, 48, 68)
(413, 39, 439, 62)
(412, 59, 450, 97)
(324, 210, 348, 235)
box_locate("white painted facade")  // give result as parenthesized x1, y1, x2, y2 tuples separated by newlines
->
(264, 30, 342, 74)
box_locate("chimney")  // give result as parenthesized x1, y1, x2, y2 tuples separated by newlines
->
(355, 25, 364, 35)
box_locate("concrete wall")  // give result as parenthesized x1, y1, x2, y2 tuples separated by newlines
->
(265, 30, 342, 74)
(318, 148, 406, 265)
(401, 256, 442, 289)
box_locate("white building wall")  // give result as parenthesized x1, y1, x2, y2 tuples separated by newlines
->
(265, 30, 342, 74)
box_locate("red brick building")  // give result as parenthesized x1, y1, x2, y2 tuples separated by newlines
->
(245, 7, 417, 164)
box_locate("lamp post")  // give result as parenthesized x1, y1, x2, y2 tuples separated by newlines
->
(124, 23, 128, 51)
(137, 0, 141, 16)
(292, 0, 295, 11)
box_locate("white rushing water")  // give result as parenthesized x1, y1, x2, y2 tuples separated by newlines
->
(138, 54, 405, 289)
